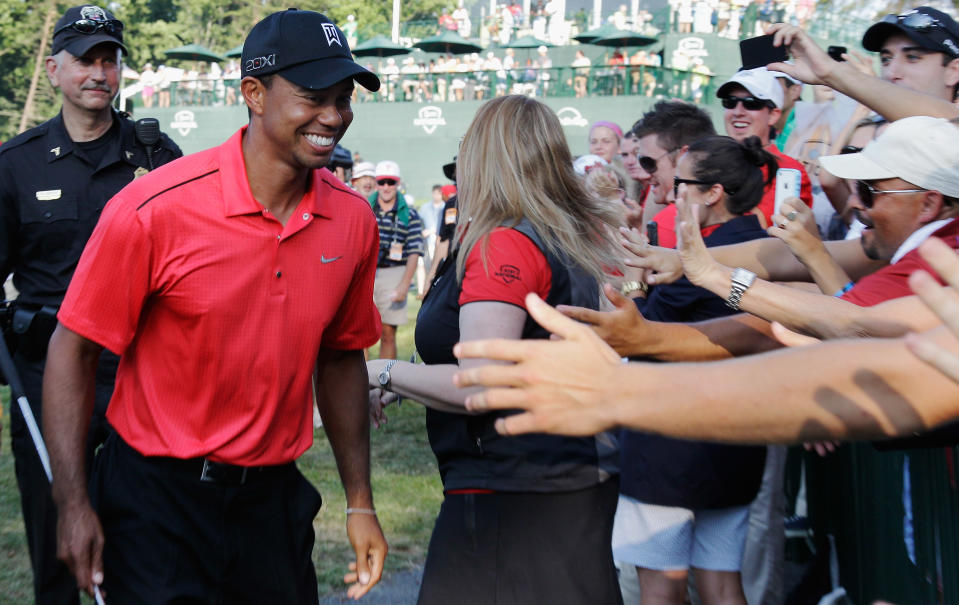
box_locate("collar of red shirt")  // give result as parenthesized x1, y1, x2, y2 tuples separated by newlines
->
(218, 125, 334, 220)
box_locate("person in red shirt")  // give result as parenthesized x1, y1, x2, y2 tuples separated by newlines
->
(42, 10, 387, 603)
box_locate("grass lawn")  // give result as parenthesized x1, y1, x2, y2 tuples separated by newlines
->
(0, 296, 442, 603)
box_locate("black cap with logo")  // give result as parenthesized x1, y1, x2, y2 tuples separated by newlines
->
(241, 9, 380, 92)
(862, 7, 959, 58)
(52, 5, 127, 57)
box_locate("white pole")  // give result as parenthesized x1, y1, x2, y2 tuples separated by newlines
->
(592, 0, 602, 29)
(392, 0, 401, 42)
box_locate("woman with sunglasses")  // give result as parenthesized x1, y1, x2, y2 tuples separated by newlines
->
(612, 135, 776, 605)
(366, 95, 625, 604)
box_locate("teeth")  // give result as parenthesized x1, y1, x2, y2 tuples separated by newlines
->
(305, 134, 334, 147)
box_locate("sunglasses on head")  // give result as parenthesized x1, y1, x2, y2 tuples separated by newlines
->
(55, 18, 123, 36)
(638, 149, 676, 174)
(721, 96, 770, 111)
(377, 178, 397, 186)
(855, 180, 925, 209)
(886, 11, 944, 32)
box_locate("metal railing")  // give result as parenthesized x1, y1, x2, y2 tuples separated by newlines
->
(127, 64, 718, 109)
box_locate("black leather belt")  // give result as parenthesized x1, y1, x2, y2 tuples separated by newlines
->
(116, 437, 292, 486)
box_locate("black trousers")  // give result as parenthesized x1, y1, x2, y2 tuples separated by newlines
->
(9, 351, 115, 605)
(91, 435, 322, 605)
(417, 479, 624, 605)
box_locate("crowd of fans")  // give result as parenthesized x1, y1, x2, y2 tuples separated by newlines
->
(6, 2, 959, 604)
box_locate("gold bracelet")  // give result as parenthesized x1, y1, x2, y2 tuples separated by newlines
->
(620, 280, 648, 297)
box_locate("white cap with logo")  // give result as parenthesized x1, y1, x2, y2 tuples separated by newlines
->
(716, 67, 784, 109)
(375, 160, 401, 180)
(819, 116, 959, 197)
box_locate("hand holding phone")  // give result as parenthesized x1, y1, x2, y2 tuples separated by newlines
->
(740, 35, 789, 70)
(773, 168, 802, 217)
(827, 46, 847, 62)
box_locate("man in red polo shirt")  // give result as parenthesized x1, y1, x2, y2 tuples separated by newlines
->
(42, 10, 386, 604)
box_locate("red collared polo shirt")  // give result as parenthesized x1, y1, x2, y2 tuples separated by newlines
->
(58, 127, 381, 465)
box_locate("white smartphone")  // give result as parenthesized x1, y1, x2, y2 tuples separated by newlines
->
(773, 168, 802, 217)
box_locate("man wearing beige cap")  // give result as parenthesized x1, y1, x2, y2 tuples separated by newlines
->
(351, 160, 376, 198)
(369, 160, 423, 360)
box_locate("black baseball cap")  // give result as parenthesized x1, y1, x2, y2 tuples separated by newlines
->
(52, 5, 127, 57)
(862, 7, 959, 58)
(241, 9, 380, 92)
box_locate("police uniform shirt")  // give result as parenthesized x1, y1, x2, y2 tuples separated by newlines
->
(0, 111, 182, 307)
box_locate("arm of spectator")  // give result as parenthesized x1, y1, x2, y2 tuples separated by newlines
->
(767, 197, 852, 294)
(675, 195, 937, 339)
(560, 283, 782, 361)
(627, 222, 884, 284)
(452, 293, 959, 444)
(767, 24, 959, 121)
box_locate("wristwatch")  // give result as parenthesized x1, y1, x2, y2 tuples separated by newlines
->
(620, 280, 648, 297)
(726, 268, 756, 310)
(377, 359, 398, 390)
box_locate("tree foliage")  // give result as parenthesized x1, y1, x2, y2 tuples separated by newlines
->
(0, 0, 461, 140)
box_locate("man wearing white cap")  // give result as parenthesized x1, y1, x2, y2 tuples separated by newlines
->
(351, 160, 376, 199)
(716, 66, 813, 226)
(369, 160, 423, 360)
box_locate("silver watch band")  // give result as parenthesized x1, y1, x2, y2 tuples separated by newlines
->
(726, 268, 756, 310)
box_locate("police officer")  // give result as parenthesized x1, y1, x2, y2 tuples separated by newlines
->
(0, 5, 181, 604)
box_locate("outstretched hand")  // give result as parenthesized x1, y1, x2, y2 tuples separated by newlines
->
(453, 293, 624, 437)
(558, 283, 652, 357)
(621, 226, 684, 285)
(906, 238, 959, 382)
(675, 196, 722, 288)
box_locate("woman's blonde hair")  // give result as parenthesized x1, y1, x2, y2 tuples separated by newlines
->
(455, 95, 623, 282)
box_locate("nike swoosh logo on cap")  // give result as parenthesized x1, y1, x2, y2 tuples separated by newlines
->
(321, 255, 342, 264)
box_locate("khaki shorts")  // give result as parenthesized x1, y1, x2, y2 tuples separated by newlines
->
(374, 265, 409, 326)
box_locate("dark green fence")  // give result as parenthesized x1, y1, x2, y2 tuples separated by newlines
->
(808, 443, 959, 604)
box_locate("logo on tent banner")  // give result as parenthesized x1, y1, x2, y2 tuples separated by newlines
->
(556, 107, 588, 127)
(171, 110, 198, 136)
(414, 106, 446, 134)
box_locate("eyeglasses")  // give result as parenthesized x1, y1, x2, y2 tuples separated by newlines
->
(54, 18, 123, 36)
(377, 178, 398, 186)
(720, 96, 770, 111)
(856, 180, 925, 209)
(638, 149, 676, 174)
(839, 145, 862, 155)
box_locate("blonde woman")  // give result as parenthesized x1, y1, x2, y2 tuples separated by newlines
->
(367, 95, 624, 604)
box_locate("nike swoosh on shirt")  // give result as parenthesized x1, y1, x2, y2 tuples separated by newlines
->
(321, 255, 342, 264)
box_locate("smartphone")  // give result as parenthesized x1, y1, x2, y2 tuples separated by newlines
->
(827, 45, 847, 62)
(646, 220, 659, 247)
(739, 34, 789, 70)
(774, 168, 802, 217)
